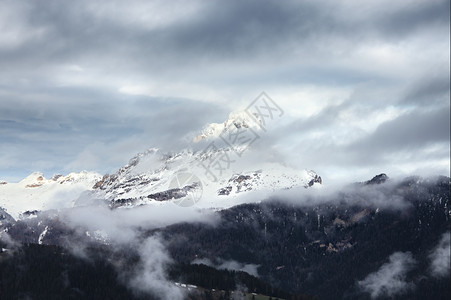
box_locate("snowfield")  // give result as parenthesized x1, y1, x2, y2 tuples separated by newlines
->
(0, 171, 101, 220)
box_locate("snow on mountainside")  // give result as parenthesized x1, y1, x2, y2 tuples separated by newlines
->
(192, 111, 262, 143)
(92, 111, 322, 208)
(92, 149, 321, 208)
(0, 111, 322, 216)
(0, 171, 101, 220)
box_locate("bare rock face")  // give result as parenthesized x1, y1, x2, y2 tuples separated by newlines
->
(51, 174, 63, 181)
(365, 173, 388, 185)
(218, 186, 233, 196)
(25, 184, 43, 188)
(308, 174, 322, 187)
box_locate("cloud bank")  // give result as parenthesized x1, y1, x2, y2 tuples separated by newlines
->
(57, 200, 217, 299)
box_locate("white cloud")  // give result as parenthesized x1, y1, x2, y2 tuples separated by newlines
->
(429, 232, 451, 278)
(358, 252, 416, 298)
(128, 236, 184, 300)
(192, 257, 260, 277)
(217, 260, 260, 277)
(58, 199, 218, 298)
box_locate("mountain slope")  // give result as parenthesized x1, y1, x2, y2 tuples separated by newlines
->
(91, 111, 322, 208)
(3, 174, 449, 299)
(157, 175, 450, 299)
(0, 171, 101, 220)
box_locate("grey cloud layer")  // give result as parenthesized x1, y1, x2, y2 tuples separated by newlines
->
(0, 0, 449, 181)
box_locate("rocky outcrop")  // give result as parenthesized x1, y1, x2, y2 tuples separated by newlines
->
(308, 174, 322, 187)
(364, 173, 388, 185)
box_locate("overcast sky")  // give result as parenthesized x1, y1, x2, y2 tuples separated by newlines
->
(0, 0, 449, 183)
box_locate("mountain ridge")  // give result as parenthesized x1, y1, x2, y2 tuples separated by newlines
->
(0, 111, 319, 217)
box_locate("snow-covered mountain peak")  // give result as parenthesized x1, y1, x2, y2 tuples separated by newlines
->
(16, 171, 101, 188)
(19, 172, 46, 187)
(224, 110, 262, 129)
(88, 108, 322, 208)
(193, 111, 262, 143)
(91, 145, 322, 209)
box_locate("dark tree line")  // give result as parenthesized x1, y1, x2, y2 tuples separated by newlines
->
(154, 176, 450, 299)
(0, 243, 152, 300)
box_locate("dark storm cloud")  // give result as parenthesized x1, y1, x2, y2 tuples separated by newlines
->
(2, 0, 448, 77)
(153, 1, 323, 58)
(403, 74, 451, 106)
(1, 0, 448, 91)
(368, 0, 450, 39)
(6, 1, 330, 66)
(161, 0, 450, 57)
(348, 106, 450, 154)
